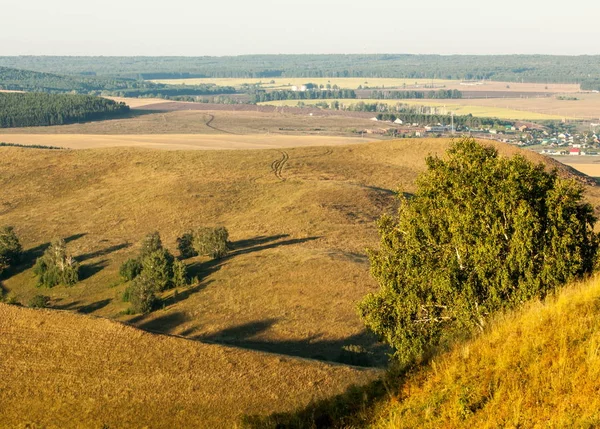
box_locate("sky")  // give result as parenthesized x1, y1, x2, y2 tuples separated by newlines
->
(2, 0, 599, 56)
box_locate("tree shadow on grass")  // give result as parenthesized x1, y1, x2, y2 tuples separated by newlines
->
(53, 298, 112, 314)
(77, 242, 131, 263)
(79, 260, 109, 281)
(195, 319, 389, 368)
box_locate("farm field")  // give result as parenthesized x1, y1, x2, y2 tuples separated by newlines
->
(0, 109, 380, 138)
(151, 77, 581, 93)
(0, 303, 378, 428)
(0, 133, 373, 150)
(552, 155, 600, 177)
(260, 99, 570, 121)
(427, 93, 600, 121)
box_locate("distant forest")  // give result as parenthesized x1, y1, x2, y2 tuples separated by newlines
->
(1, 55, 600, 89)
(0, 93, 130, 128)
(0, 66, 236, 97)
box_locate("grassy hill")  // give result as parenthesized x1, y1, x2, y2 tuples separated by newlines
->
(1, 139, 599, 426)
(369, 274, 600, 428)
(0, 303, 378, 428)
(244, 274, 600, 428)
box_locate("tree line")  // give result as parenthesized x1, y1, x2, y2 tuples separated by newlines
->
(251, 89, 356, 103)
(2, 55, 600, 85)
(0, 93, 130, 128)
(0, 66, 237, 98)
(370, 89, 462, 99)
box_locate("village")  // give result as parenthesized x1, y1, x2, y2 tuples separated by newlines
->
(363, 115, 600, 156)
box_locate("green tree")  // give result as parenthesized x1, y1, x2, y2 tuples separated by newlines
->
(140, 231, 163, 258)
(193, 227, 230, 259)
(127, 273, 158, 314)
(0, 226, 22, 274)
(141, 249, 174, 291)
(359, 138, 599, 365)
(33, 239, 79, 287)
(176, 231, 197, 259)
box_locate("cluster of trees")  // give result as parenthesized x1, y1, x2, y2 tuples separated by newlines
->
(250, 89, 356, 103)
(359, 138, 599, 365)
(177, 227, 230, 259)
(121, 228, 230, 314)
(3, 55, 600, 84)
(0, 93, 130, 128)
(370, 89, 462, 99)
(33, 239, 79, 287)
(120, 232, 188, 314)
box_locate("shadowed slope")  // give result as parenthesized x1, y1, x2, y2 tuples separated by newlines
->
(0, 303, 379, 428)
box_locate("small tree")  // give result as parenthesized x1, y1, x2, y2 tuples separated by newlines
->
(0, 226, 22, 274)
(176, 231, 197, 259)
(127, 273, 158, 314)
(33, 239, 79, 287)
(172, 259, 189, 288)
(119, 258, 142, 282)
(193, 227, 230, 259)
(359, 138, 599, 365)
(141, 249, 174, 291)
(140, 231, 162, 258)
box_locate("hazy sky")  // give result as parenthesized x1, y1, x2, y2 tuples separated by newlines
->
(2, 0, 599, 56)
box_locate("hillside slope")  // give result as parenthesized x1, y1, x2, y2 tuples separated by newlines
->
(370, 275, 600, 428)
(1, 140, 598, 366)
(0, 303, 378, 428)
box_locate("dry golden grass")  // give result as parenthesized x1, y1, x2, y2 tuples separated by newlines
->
(1, 140, 594, 360)
(0, 303, 379, 428)
(370, 274, 600, 428)
(0, 133, 372, 150)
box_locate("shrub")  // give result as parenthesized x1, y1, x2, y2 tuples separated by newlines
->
(28, 294, 50, 308)
(193, 227, 230, 259)
(359, 138, 599, 365)
(0, 226, 22, 273)
(176, 231, 197, 259)
(127, 273, 158, 314)
(33, 239, 79, 288)
(119, 258, 142, 282)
